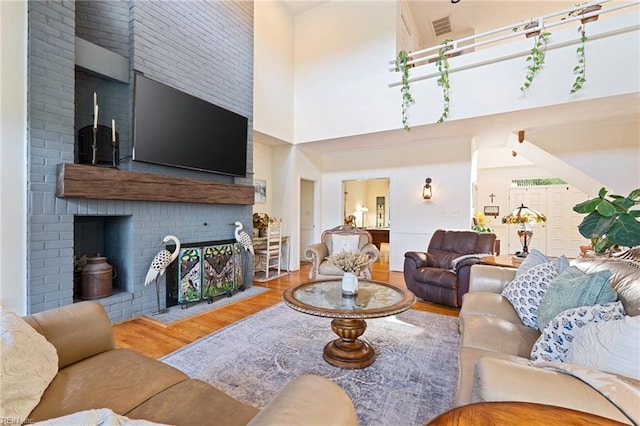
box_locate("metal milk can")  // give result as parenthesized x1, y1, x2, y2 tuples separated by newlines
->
(81, 256, 115, 300)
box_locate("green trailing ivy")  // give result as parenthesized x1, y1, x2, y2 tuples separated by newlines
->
(570, 26, 588, 93)
(395, 50, 414, 131)
(520, 29, 551, 92)
(436, 40, 452, 123)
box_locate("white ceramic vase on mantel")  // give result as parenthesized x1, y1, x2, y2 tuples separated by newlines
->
(341, 272, 358, 296)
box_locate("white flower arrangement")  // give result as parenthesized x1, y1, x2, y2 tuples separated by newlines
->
(326, 251, 372, 274)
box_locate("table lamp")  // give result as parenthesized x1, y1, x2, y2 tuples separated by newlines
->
(502, 204, 546, 257)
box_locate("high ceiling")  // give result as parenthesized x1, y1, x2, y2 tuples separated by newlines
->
(280, 1, 628, 48)
(408, 1, 576, 48)
(271, 1, 639, 155)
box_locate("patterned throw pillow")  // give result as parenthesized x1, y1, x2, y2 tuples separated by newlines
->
(537, 267, 616, 331)
(501, 262, 561, 329)
(530, 301, 626, 363)
(515, 249, 569, 278)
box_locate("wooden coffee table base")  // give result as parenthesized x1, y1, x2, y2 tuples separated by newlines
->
(323, 318, 375, 369)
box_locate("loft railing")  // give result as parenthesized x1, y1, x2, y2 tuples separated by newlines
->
(388, 0, 640, 87)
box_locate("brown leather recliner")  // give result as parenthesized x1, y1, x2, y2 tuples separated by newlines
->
(403, 229, 497, 308)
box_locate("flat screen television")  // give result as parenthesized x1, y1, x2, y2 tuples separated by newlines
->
(133, 74, 248, 177)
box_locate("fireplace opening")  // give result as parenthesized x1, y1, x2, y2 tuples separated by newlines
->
(74, 215, 132, 300)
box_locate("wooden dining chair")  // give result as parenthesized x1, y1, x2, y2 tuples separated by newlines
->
(254, 220, 282, 279)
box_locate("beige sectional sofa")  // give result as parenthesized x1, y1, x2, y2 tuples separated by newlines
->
(455, 250, 640, 424)
(11, 301, 357, 425)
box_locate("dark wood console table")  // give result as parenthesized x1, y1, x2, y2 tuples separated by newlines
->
(366, 228, 389, 249)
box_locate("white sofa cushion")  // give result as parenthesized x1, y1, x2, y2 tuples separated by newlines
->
(566, 315, 640, 380)
(530, 301, 626, 363)
(331, 234, 360, 254)
(0, 306, 58, 420)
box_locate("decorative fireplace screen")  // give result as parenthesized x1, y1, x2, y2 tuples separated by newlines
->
(165, 239, 242, 308)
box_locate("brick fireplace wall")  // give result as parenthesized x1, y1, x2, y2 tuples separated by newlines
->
(27, 1, 254, 322)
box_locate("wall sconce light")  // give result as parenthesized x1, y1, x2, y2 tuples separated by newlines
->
(422, 178, 433, 200)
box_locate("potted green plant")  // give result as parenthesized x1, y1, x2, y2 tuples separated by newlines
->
(436, 40, 452, 123)
(520, 26, 552, 92)
(572, 187, 640, 254)
(567, 3, 602, 24)
(472, 211, 493, 233)
(395, 50, 414, 131)
(512, 20, 540, 38)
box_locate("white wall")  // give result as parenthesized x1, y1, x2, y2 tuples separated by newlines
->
(319, 138, 473, 271)
(293, 7, 639, 142)
(478, 120, 640, 200)
(283, 146, 323, 270)
(527, 121, 640, 195)
(254, 1, 295, 142)
(0, 1, 28, 314)
(294, 0, 399, 142)
(253, 141, 275, 217)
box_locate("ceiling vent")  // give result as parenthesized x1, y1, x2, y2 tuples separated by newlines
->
(431, 15, 453, 37)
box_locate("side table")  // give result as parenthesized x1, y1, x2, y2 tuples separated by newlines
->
(479, 255, 521, 268)
(427, 401, 626, 425)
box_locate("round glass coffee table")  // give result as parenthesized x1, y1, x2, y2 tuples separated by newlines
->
(282, 279, 415, 369)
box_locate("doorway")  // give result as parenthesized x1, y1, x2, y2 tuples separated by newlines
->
(342, 178, 390, 266)
(299, 179, 315, 262)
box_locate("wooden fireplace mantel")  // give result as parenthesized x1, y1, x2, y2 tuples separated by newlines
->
(56, 163, 254, 205)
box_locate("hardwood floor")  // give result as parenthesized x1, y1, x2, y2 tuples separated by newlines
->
(112, 253, 459, 360)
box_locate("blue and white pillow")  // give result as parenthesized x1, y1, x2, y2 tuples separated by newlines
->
(515, 249, 569, 278)
(530, 301, 626, 363)
(502, 262, 560, 328)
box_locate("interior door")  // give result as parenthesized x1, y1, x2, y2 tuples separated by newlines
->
(545, 186, 589, 257)
(299, 179, 315, 262)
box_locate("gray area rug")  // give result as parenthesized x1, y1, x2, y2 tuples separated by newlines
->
(148, 286, 269, 325)
(161, 303, 460, 425)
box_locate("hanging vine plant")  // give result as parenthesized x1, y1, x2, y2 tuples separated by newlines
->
(520, 27, 551, 92)
(395, 50, 414, 131)
(569, 4, 601, 94)
(436, 40, 452, 123)
(570, 25, 588, 93)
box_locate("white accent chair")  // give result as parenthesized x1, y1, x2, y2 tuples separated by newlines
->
(304, 225, 380, 280)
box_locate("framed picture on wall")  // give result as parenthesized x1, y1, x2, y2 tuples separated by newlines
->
(254, 179, 267, 204)
(484, 205, 500, 218)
